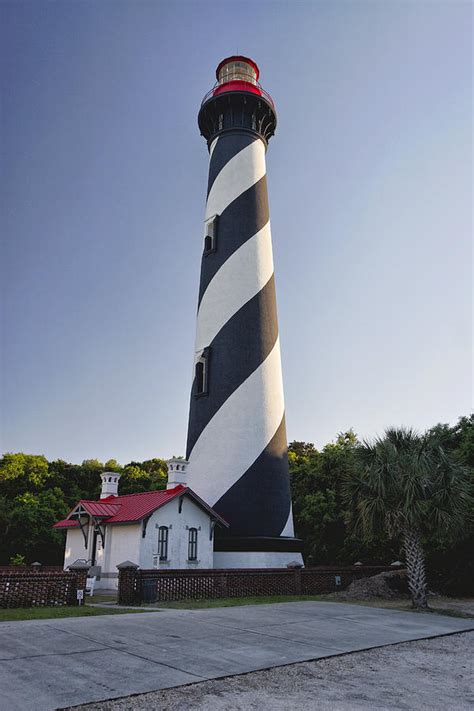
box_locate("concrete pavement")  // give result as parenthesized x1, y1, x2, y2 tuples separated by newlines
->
(1, 601, 472, 710)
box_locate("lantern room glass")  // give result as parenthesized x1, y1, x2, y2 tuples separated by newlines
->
(218, 60, 257, 86)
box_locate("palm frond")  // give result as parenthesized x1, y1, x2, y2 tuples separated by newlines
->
(342, 426, 472, 542)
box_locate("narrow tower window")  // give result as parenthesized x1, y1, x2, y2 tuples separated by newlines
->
(195, 348, 210, 397)
(188, 528, 198, 561)
(158, 526, 168, 561)
(195, 361, 205, 393)
(203, 215, 218, 255)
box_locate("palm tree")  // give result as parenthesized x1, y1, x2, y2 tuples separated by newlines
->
(343, 427, 472, 609)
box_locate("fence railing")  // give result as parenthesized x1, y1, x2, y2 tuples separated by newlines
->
(201, 82, 275, 108)
(0, 566, 63, 574)
(118, 565, 403, 606)
(0, 566, 89, 608)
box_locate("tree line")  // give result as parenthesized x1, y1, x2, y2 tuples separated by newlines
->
(1, 415, 472, 598)
(0, 456, 168, 566)
(289, 416, 473, 599)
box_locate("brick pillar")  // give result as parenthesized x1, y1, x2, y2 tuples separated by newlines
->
(117, 561, 140, 605)
(294, 568, 302, 595)
(68, 562, 90, 605)
(287, 562, 303, 595)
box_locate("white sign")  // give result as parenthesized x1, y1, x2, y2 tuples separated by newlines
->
(77, 589, 84, 601)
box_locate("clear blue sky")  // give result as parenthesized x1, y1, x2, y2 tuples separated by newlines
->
(1, 0, 471, 464)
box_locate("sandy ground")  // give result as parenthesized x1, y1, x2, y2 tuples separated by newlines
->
(76, 631, 473, 711)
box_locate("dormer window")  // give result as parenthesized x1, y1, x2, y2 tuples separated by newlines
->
(203, 215, 218, 255)
(195, 348, 210, 397)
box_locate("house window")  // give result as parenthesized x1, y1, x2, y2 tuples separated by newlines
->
(188, 528, 198, 561)
(158, 526, 168, 561)
(203, 215, 218, 255)
(195, 348, 210, 397)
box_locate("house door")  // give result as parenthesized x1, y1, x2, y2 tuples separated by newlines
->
(91, 528, 98, 565)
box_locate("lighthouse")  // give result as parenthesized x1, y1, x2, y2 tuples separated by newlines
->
(186, 56, 303, 568)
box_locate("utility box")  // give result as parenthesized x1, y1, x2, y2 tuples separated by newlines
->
(142, 579, 157, 603)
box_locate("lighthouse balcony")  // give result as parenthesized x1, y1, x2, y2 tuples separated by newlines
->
(199, 83, 277, 145)
(201, 80, 275, 109)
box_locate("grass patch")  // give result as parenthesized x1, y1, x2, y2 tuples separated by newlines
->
(90, 593, 118, 604)
(147, 594, 327, 609)
(0, 605, 149, 622)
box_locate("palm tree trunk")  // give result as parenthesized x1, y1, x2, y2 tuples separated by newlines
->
(403, 527, 428, 609)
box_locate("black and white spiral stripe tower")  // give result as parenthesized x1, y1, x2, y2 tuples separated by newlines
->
(186, 56, 303, 567)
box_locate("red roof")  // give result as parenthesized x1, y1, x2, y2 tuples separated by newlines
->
(80, 501, 121, 517)
(53, 519, 79, 529)
(53, 485, 228, 528)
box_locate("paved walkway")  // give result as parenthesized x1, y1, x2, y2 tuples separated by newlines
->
(1, 601, 472, 710)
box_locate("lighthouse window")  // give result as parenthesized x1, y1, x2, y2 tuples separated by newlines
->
(203, 215, 218, 256)
(188, 528, 198, 561)
(158, 526, 168, 561)
(196, 361, 205, 393)
(218, 60, 257, 86)
(195, 348, 210, 397)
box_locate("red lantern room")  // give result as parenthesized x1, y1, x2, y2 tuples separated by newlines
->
(213, 56, 260, 96)
(209, 56, 273, 105)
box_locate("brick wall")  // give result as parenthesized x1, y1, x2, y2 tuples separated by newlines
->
(0, 569, 87, 608)
(118, 565, 402, 605)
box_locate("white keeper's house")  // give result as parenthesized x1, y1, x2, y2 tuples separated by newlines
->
(53, 460, 228, 588)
